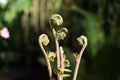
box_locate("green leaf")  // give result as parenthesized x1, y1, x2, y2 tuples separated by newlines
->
(63, 68, 72, 72)
(61, 74, 71, 78)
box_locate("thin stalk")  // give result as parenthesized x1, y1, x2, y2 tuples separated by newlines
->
(72, 35, 87, 80)
(60, 46, 64, 80)
(49, 20, 60, 68)
(72, 46, 85, 80)
(49, 20, 61, 80)
(60, 46, 64, 70)
(39, 41, 53, 80)
(52, 29, 61, 80)
(52, 28, 60, 68)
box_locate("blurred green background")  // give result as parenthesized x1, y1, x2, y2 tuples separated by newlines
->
(0, 0, 120, 80)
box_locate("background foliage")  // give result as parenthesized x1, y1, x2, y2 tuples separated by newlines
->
(0, 0, 120, 80)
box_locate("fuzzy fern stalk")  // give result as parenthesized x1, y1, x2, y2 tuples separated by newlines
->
(38, 14, 87, 80)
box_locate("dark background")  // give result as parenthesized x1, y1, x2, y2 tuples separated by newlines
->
(0, 0, 120, 80)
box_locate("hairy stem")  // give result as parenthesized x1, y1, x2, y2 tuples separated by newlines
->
(39, 41, 53, 80)
(72, 35, 87, 80)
